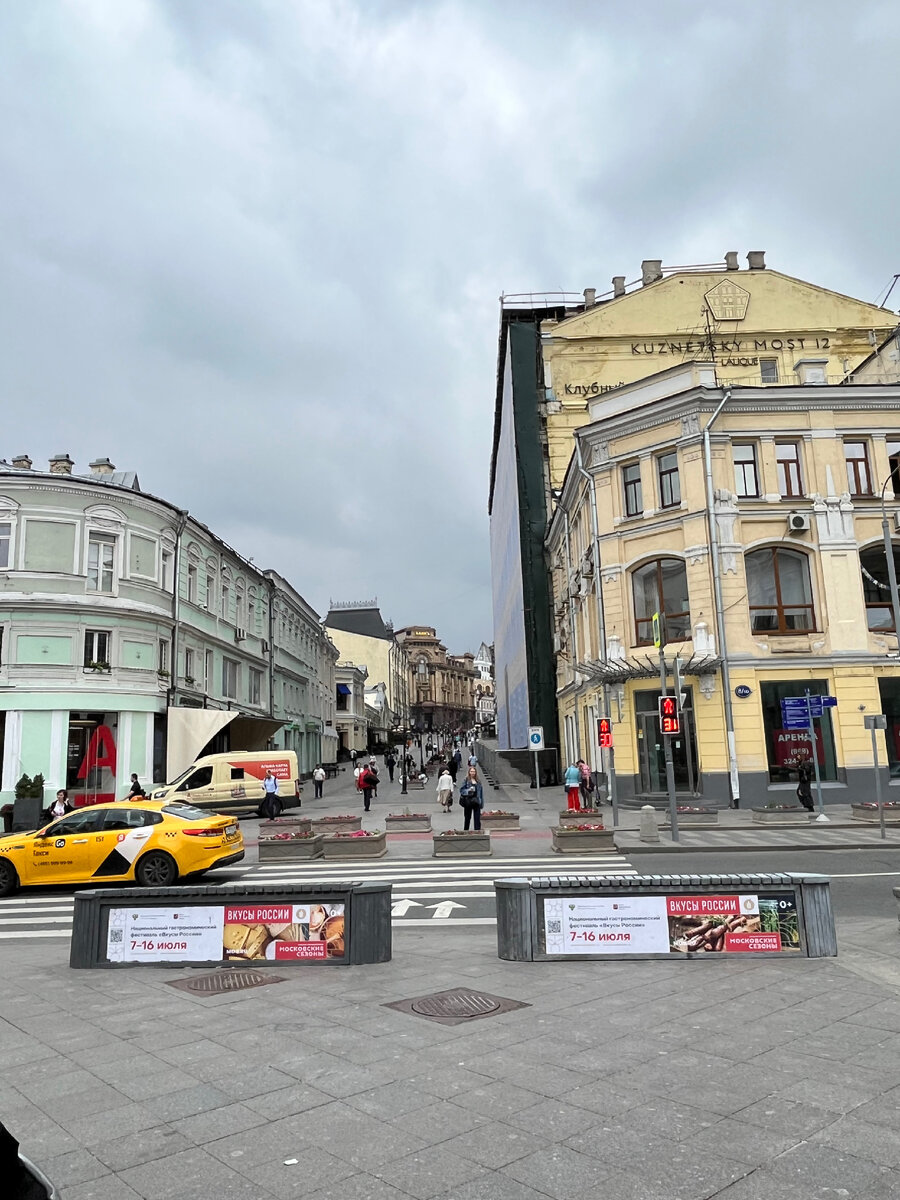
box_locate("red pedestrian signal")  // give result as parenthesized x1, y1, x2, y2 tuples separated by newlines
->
(597, 717, 612, 749)
(658, 695, 680, 735)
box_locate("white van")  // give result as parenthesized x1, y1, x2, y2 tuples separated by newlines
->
(151, 751, 301, 816)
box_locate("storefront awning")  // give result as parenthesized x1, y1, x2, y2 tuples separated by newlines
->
(166, 709, 287, 780)
(575, 653, 722, 686)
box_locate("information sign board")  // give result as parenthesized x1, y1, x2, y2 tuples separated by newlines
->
(528, 726, 544, 751)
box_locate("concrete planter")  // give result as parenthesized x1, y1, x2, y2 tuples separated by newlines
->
(851, 803, 900, 823)
(751, 807, 811, 825)
(551, 826, 616, 853)
(385, 815, 433, 833)
(322, 831, 387, 859)
(407, 780, 426, 791)
(558, 810, 603, 828)
(259, 817, 311, 838)
(480, 813, 520, 830)
(258, 835, 324, 861)
(662, 809, 719, 828)
(433, 833, 491, 857)
(311, 815, 362, 833)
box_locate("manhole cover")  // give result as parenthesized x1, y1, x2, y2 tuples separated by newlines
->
(167, 971, 286, 995)
(384, 987, 529, 1026)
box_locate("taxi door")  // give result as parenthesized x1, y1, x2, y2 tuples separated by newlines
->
(23, 809, 105, 884)
(88, 807, 163, 879)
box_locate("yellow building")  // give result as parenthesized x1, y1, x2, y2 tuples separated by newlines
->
(323, 602, 409, 740)
(549, 360, 900, 807)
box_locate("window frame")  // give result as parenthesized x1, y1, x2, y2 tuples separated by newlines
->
(844, 440, 873, 497)
(656, 451, 681, 510)
(860, 543, 900, 631)
(746, 546, 817, 635)
(222, 657, 239, 700)
(775, 441, 803, 499)
(186, 562, 198, 604)
(0, 521, 11, 570)
(249, 667, 262, 705)
(184, 646, 195, 681)
(86, 533, 117, 594)
(83, 629, 111, 669)
(733, 443, 760, 498)
(622, 461, 643, 518)
(760, 358, 779, 384)
(157, 638, 169, 674)
(632, 557, 691, 647)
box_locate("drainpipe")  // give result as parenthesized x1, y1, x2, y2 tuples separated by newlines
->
(168, 509, 189, 713)
(267, 577, 276, 719)
(562, 511, 581, 761)
(574, 439, 617, 816)
(702, 389, 739, 806)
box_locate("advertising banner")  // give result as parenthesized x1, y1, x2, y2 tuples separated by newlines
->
(542, 892, 800, 956)
(106, 901, 346, 963)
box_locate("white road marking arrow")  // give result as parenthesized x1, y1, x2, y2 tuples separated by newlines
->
(426, 901, 467, 919)
(391, 899, 424, 917)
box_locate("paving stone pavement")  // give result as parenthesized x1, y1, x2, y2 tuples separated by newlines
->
(3, 908, 900, 1199)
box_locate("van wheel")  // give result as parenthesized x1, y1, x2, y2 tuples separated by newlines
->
(0, 859, 18, 897)
(135, 852, 178, 888)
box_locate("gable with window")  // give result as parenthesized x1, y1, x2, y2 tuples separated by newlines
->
(746, 546, 815, 634)
(632, 558, 691, 646)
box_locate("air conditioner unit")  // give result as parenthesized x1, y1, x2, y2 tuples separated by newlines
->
(788, 512, 810, 533)
(235, 627, 247, 642)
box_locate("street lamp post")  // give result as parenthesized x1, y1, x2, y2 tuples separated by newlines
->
(393, 717, 409, 796)
(880, 475, 900, 644)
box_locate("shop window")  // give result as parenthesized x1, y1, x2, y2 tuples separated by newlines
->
(889, 440, 900, 495)
(83, 630, 110, 669)
(222, 657, 239, 699)
(746, 547, 815, 634)
(775, 442, 803, 499)
(632, 558, 691, 646)
(860, 543, 900, 631)
(760, 358, 779, 384)
(845, 440, 873, 496)
(0, 522, 10, 569)
(67, 713, 118, 805)
(657, 451, 680, 509)
(87, 534, 116, 593)
(761, 680, 837, 783)
(623, 462, 642, 517)
(734, 444, 759, 498)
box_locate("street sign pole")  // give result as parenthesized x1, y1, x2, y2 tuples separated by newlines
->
(534, 750, 540, 797)
(865, 714, 888, 841)
(805, 689, 827, 821)
(659, 647, 679, 843)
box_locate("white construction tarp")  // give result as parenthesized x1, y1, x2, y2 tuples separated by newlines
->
(166, 709, 238, 781)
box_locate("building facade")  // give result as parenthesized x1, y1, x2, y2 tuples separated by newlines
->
(0, 456, 335, 807)
(324, 602, 409, 729)
(395, 626, 477, 736)
(333, 662, 368, 756)
(549, 364, 900, 807)
(490, 253, 900, 752)
(473, 641, 496, 734)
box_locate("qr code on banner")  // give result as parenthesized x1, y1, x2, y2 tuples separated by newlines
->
(109, 928, 123, 944)
(546, 920, 561, 934)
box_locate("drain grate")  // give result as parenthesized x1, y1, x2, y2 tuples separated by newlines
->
(385, 986, 529, 1026)
(167, 970, 286, 995)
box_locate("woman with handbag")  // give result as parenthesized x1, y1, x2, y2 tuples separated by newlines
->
(458, 766, 483, 830)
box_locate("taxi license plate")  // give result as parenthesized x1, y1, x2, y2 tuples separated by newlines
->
(225, 824, 238, 839)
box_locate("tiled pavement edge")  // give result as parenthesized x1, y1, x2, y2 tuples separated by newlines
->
(4, 914, 900, 1199)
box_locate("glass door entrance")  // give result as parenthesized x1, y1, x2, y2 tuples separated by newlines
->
(635, 690, 700, 795)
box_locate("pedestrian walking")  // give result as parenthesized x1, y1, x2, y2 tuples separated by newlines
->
(564, 762, 582, 811)
(258, 769, 282, 820)
(458, 766, 483, 830)
(436, 768, 454, 812)
(312, 764, 325, 799)
(384, 750, 395, 782)
(795, 760, 815, 812)
(359, 764, 376, 812)
(576, 759, 594, 806)
(350, 748, 357, 766)
(467, 752, 478, 769)
(447, 755, 458, 783)
(368, 762, 379, 798)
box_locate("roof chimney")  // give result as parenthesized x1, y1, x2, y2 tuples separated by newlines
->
(89, 458, 116, 476)
(583, 287, 596, 307)
(641, 259, 663, 286)
(11, 454, 32, 470)
(49, 453, 74, 475)
(747, 250, 766, 270)
(612, 275, 626, 298)
(724, 251, 739, 271)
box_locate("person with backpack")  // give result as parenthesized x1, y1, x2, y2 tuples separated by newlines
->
(358, 764, 376, 812)
(458, 766, 483, 830)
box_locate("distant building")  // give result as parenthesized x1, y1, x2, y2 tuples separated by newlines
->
(395, 626, 477, 736)
(324, 601, 409, 732)
(473, 642, 496, 733)
(334, 662, 368, 756)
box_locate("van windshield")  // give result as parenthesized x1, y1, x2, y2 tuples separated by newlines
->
(165, 767, 194, 788)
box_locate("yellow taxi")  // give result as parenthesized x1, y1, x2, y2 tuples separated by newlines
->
(0, 800, 244, 896)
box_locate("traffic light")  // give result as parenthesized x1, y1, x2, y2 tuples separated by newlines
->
(597, 717, 612, 749)
(658, 694, 680, 735)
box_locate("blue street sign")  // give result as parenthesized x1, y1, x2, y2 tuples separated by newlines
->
(783, 716, 814, 730)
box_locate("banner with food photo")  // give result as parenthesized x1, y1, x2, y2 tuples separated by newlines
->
(666, 893, 801, 954)
(223, 902, 346, 961)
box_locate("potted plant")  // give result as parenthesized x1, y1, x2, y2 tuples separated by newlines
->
(851, 801, 900, 823)
(258, 830, 324, 861)
(662, 805, 719, 827)
(433, 829, 491, 857)
(385, 810, 433, 833)
(479, 809, 520, 830)
(551, 821, 616, 852)
(322, 829, 387, 859)
(157, 668, 170, 679)
(559, 806, 603, 827)
(87, 660, 111, 673)
(12, 772, 46, 833)
(311, 813, 362, 833)
(184, 675, 196, 686)
(751, 804, 811, 825)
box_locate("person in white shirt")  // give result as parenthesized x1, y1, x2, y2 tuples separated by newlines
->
(313, 764, 326, 799)
(436, 769, 454, 812)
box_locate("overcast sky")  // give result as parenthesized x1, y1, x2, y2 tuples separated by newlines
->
(2, 1, 899, 653)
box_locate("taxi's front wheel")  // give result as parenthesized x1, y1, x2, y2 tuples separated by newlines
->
(135, 852, 178, 888)
(0, 858, 18, 897)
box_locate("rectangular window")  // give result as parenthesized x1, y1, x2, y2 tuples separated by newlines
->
(205, 650, 213, 693)
(623, 462, 642, 517)
(248, 598, 255, 629)
(158, 639, 169, 673)
(776, 442, 803, 499)
(236, 594, 245, 629)
(205, 574, 215, 608)
(221, 583, 230, 618)
(656, 451, 680, 509)
(249, 668, 262, 705)
(734, 444, 759, 498)
(845, 440, 872, 496)
(888, 440, 900, 496)
(761, 680, 837, 784)
(184, 647, 194, 682)
(222, 657, 239, 699)
(161, 549, 173, 591)
(83, 630, 110, 668)
(186, 563, 197, 604)
(760, 358, 779, 384)
(0, 522, 10, 569)
(87, 534, 116, 593)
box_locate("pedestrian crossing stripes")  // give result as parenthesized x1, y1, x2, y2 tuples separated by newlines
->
(0, 853, 636, 940)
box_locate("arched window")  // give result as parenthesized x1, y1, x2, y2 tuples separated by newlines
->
(632, 558, 690, 646)
(860, 544, 900, 631)
(746, 547, 815, 634)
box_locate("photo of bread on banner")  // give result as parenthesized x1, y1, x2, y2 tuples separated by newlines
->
(669, 912, 762, 953)
(223, 904, 345, 960)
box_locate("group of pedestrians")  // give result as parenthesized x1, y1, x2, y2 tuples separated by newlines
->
(435, 751, 483, 828)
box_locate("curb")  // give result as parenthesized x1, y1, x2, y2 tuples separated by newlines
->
(617, 837, 900, 854)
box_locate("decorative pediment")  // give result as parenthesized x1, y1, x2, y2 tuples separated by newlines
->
(85, 503, 127, 526)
